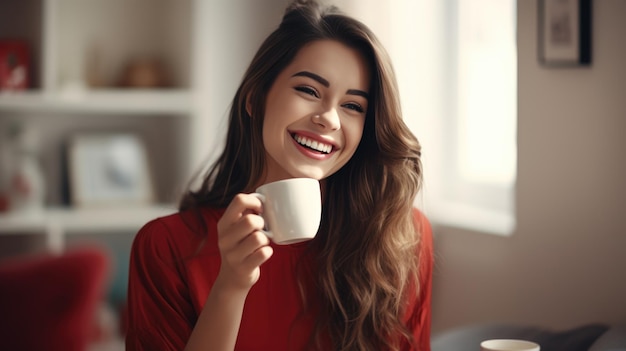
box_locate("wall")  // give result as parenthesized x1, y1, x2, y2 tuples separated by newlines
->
(431, 0, 626, 334)
(190, 0, 287, 176)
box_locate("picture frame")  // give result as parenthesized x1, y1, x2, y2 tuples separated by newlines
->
(67, 133, 154, 207)
(538, 0, 592, 66)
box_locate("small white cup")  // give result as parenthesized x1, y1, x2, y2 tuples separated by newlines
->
(252, 178, 321, 245)
(481, 339, 540, 351)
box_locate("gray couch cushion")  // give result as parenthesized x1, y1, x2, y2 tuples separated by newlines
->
(432, 323, 609, 351)
(588, 324, 626, 351)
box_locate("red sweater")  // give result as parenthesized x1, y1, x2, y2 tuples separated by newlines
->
(126, 207, 433, 350)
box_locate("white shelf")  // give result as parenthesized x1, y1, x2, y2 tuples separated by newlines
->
(0, 90, 192, 115)
(0, 204, 177, 252)
(0, 204, 177, 233)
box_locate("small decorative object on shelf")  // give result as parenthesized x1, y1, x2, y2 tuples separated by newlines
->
(119, 57, 169, 88)
(0, 131, 9, 212)
(0, 40, 30, 92)
(0, 121, 46, 213)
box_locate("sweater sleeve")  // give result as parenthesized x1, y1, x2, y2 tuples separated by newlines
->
(125, 218, 197, 351)
(404, 209, 434, 351)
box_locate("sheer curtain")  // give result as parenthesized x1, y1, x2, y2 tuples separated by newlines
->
(342, 0, 518, 235)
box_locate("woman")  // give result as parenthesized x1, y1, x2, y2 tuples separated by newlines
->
(126, 0, 433, 350)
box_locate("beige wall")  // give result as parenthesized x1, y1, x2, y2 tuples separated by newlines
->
(189, 0, 287, 173)
(431, 0, 626, 335)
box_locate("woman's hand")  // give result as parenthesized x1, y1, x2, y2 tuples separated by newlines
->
(215, 193, 274, 292)
(186, 194, 273, 351)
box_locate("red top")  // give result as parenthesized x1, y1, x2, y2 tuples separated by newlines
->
(125, 207, 433, 350)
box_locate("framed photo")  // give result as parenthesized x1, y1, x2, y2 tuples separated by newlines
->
(67, 133, 154, 207)
(539, 0, 592, 66)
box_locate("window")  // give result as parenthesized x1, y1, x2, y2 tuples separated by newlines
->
(344, 0, 517, 235)
(429, 0, 517, 235)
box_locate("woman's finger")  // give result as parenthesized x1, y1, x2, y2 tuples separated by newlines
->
(229, 231, 271, 263)
(219, 213, 265, 252)
(243, 245, 274, 271)
(219, 194, 263, 233)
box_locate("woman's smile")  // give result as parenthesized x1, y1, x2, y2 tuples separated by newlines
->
(289, 130, 339, 160)
(292, 133, 333, 154)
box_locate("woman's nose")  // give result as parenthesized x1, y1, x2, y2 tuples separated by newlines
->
(312, 108, 340, 130)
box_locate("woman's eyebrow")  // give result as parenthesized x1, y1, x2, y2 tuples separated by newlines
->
(347, 89, 369, 100)
(292, 71, 369, 99)
(292, 71, 329, 87)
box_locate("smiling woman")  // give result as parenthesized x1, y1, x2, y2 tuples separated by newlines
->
(125, 1, 433, 350)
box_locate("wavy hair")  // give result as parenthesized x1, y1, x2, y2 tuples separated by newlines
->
(179, 0, 423, 349)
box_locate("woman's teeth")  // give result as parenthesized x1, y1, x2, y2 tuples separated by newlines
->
(294, 134, 332, 154)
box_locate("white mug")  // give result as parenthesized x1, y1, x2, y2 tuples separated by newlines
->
(481, 339, 540, 351)
(252, 178, 321, 245)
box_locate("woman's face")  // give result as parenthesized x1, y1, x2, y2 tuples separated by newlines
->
(260, 39, 370, 183)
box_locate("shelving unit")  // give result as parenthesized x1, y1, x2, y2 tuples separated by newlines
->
(0, 0, 194, 253)
(0, 0, 289, 254)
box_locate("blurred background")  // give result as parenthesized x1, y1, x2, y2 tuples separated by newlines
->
(0, 0, 625, 349)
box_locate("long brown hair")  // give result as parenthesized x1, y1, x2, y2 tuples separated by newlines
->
(180, 0, 423, 349)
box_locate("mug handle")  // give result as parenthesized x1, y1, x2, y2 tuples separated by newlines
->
(251, 193, 273, 240)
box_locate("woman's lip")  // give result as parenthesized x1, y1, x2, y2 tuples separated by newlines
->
(291, 136, 334, 160)
(289, 130, 339, 150)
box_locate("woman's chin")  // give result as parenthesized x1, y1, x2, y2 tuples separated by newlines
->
(289, 167, 328, 180)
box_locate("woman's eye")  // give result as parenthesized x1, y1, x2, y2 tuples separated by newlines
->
(295, 86, 319, 98)
(343, 102, 364, 113)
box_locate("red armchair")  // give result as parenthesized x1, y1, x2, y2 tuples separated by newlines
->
(0, 247, 110, 351)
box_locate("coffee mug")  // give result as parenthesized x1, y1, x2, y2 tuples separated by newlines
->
(481, 339, 540, 351)
(252, 178, 321, 245)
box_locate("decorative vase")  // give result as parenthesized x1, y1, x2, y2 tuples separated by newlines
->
(2, 122, 46, 213)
